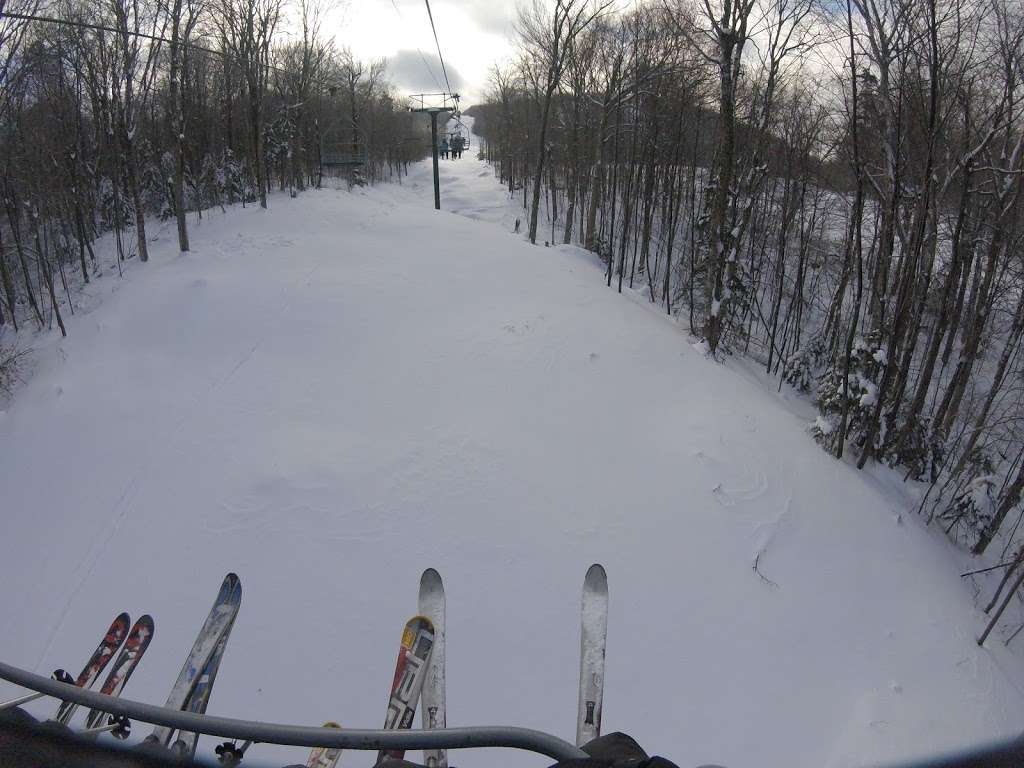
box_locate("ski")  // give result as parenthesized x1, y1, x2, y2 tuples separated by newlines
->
(418, 569, 447, 768)
(576, 564, 608, 747)
(306, 721, 342, 768)
(377, 615, 435, 764)
(54, 612, 131, 725)
(84, 614, 156, 730)
(147, 573, 242, 747)
(171, 607, 240, 759)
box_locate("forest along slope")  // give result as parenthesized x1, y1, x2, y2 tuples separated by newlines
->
(1, 157, 1022, 768)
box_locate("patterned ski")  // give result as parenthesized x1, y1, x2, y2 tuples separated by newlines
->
(171, 599, 241, 758)
(147, 573, 242, 746)
(306, 721, 343, 768)
(54, 612, 131, 725)
(576, 564, 608, 747)
(377, 615, 435, 763)
(84, 614, 156, 730)
(418, 569, 447, 768)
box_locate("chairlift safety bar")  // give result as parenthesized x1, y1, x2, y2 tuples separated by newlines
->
(0, 660, 586, 760)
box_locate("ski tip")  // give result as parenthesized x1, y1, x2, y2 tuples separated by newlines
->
(420, 568, 443, 590)
(115, 611, 131, 627)
(226, 573, 243, 604)
(133, 614, 156, 645)
(215, 573, 240, 602)
(584, 563, 607, 590)
(222, 573, 241, 590)
(407, 614, 435, 632)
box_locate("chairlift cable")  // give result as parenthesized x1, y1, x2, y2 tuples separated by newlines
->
(385, 0, 444, 93)
(423, 0, 452, 96)
(0, 10, 371, 98)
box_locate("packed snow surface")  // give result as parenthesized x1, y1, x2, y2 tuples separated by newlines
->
(2, 129, 1023, 768)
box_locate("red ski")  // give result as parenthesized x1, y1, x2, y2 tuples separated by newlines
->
(377, 615, 435, 763)
(84, 615, 155, 730)
(54, 612, 130, 725)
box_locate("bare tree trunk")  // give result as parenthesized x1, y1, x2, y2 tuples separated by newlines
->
(984, 553, 1023, 614)
(0, 228, 18, 331)
(123, 138, 149, 263)
(953, 289, 1024, 479)
(5, 199, 43, 328)
(528, 85, 555, 244)
(934, 227, 1009, 439)
(978, 561, 1024, 646)
(705, 19, 742, 355)
(34, 218, 67, 337)
(974, 457, 1024, 556)
(563, 93, 580, 244)
(169, 0, 192, 252)
(904, 164, 974, 426)
(837, 0, 865, 459)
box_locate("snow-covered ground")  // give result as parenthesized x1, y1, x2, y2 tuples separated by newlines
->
(2, 125, 1023, 768)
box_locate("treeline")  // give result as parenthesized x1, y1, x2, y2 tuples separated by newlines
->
(0, 0, 429, 339)
(471, 0, 1024, 588)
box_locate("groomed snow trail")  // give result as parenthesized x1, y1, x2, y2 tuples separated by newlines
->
(1, 142, 1022, 768)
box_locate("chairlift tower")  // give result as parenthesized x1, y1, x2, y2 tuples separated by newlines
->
(409, 92, 460, 210)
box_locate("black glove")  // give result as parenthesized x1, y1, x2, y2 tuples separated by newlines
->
(374, 732, 719, 768)
(558, 732, 721, 768)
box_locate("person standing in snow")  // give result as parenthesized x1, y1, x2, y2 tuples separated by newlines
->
(440, 138, 449, 159)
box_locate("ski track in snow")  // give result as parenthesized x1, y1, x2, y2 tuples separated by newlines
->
(2, 117, 1024, 768)
(36, 243, 327, 666)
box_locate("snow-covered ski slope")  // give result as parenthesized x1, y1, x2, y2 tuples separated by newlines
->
(2, 136, 1023, 768)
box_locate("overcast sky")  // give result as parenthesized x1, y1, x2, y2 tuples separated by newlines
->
(326, 0, 519, 107)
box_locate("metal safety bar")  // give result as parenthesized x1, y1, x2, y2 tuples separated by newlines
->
(9, 658, 1022, 768)
(0, 661, 586, 761)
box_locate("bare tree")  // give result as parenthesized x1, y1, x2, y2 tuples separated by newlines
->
(166, 0, 203, 252)
(215, 0, 281, 208)
(107, 0, 166, 262)
(517, 0, 609, 245)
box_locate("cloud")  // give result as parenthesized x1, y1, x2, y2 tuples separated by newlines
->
(391, 0, 516, 37)
(386, 49, 467, 95)
(458, 0, 517, 36)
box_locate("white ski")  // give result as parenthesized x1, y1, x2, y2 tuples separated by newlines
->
(171, 608, 239, 758)
(418, 568, 447, 768)
(147, 573, 242, 747)
(576, 564, 608, 747)
(377, 615, 435, 764)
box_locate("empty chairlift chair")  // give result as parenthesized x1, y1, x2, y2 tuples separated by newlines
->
(319, 124, 368, 185)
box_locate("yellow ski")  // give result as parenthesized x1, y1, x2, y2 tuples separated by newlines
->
(306, 721, 342, 768)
